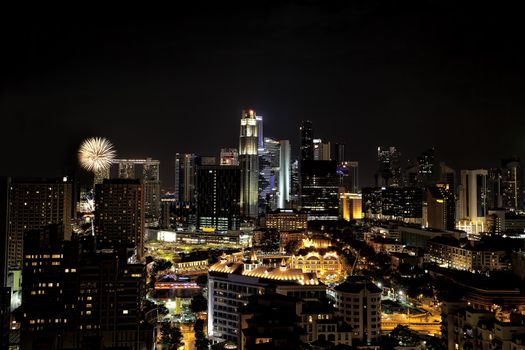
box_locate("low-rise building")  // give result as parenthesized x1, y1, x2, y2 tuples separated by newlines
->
(265, 209, 308, 231)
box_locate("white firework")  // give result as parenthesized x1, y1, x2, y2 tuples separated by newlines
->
(78, 137, 116, 172)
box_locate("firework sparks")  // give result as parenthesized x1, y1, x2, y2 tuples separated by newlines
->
(78, 137, 116, 172)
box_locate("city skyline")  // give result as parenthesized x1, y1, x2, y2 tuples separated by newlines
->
(1, 3, 524, 187)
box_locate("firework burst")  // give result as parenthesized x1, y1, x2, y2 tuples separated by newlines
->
(78, 137, 116, 172)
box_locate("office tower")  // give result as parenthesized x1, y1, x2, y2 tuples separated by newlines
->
(312, 139, 331, 160)
(279, 140, 291, 208)
(113, 158, 161, 224)
(340, 192, 363, 221)
(256, 115, 264, 151)
(438, 162, 456, 194)
(332, 142, 346, 163)
(426, 184, 456, 230)
(220, 148, 239, 166)
(334, 279, 382, 345)
(258, 137, 280, 214)
(207, 252, 325, 343)
(196, 165, 240, 230)
(160, 194, 176, 229)
(77, 250, 147, 349)
(7, 178, 73, 271)
(200, 156, 217, 165)
(21, 224, 78, 348)
(486, 168, 503, 209)
(417, 147, 436, 186)
(377, 146, 402, 187)
(501, 157, 522, 210)
(362, 187, 382, 219)
(300, 160, 340, 220)
(174, 153, 198, 202)
(290, 159, 300, 205)
(338, 161, 359, 193)
(239, 109, 259, 218)
(457, 169, 488, 235)
(94, 179, 145, 259)
(265, 209, 307, 231)
(300, 120, 313, 161)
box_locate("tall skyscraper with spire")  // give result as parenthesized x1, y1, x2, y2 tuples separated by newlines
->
(239, 109, 259, 218)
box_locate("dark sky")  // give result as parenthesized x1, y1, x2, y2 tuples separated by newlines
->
(1, 2, 525, 189)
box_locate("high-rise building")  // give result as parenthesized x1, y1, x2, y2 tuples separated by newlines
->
(278, 140, 291, 208)
(21, 224, 78, 348)
(332, 142, 346, 163)
(258, 137, 280, 213)
(312, 139, 331, 161)
(426, 184, 455, 231)
(239, 109, 259, 218)
(0, 179, 10, 350)
(334, 278, 382, 345)
(501, 157, 522, 210)
(438, 162, 456, 194)
(300, 160, 340, 220)
(174, 153, 198, 202)
(486, 168, 503, 209)
(457, 169, 488, 235)
(377, 146, 402, 187)
(94, 179, 145, 259)
(196, 165, 240, 231)
(220, 148, 239, 166)
(300, 120, 313, 162)
(290, 159, 300, 205)
(7, 178, 73, 271)
(337, 161, 359, 193)
(256, 115, 264, 151)
(113, 158, 161, 224)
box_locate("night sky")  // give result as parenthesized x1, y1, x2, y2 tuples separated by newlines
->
(1, 2, 525, 189)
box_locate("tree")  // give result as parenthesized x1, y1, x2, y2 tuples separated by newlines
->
(169, 325, 184, 350)
(195, 274, 208, 288)
(285, 239, 302, 254)
(190, 294, 208, 313)
(194, 319, 209, 350)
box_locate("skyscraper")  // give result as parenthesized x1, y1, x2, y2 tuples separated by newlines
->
(258, 137, 280, 213)
(94, 179, 145, 259)
(457, 169, 488, 234)
(332, 142, 346, 163)
(174, 153, 199, 203)
(300, 160, 340, 220)
(501, 157, 522, 210)
(426, 184, 455, 231)
(239, 109, 259, 218)
(113, 158, 161, 224)
(220, 148, 239, 166)
(7, 178, 73, 270)
(278, 140, 291, 208)
(377, 146, 402, 187)
(300, 120, 313, 162)
(196, 165, 240, 231)
(312, 139, 331, 161)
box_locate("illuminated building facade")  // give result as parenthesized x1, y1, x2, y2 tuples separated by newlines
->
(300, 160, 340, 220)
(279, 140, 291, 208)
(207, 252, 324, 344)
(258, 137, 280, 213)
(340, 192, 363, 221)
(94, 179, 145, 259)
(313, 139, 331, 161)
(362, 187, 422, 223)
(220, 148, 239, 166)
(174, 153, 198, 202)
(7, 178, 73, 270)
(334, 279, 382, 345)
(113, 158, 161, 224)
(266, 209, 307, 231)
(290, 250, 344, 283)
(239, 109, 259, 218)
(426, 236, 510, 272)
(196, 165, 240, 231)
(457, 169, 488, 235)
(338, 161, 359, 193)
(426, 184, 455, 230)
